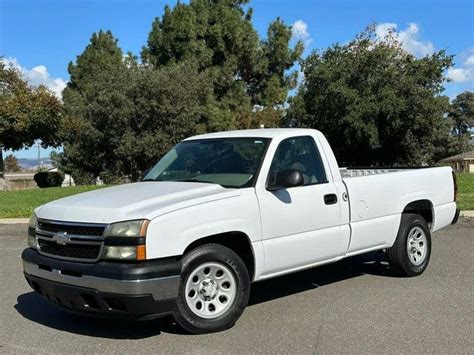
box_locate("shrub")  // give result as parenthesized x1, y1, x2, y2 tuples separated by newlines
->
(34, 171, 64, 188)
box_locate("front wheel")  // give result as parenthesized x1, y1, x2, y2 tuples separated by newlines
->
(174, 243, 250, 334)
(387, 213, 432, 277)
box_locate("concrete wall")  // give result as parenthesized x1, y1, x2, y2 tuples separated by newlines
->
(2, 173, 38, 191)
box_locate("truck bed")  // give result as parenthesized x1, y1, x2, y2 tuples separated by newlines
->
(340, 166, 456, 254)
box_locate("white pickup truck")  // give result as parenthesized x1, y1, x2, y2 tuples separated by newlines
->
(22, 128, 459, 333)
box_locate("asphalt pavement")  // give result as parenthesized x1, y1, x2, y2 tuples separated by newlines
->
(0, 219, 472, 354)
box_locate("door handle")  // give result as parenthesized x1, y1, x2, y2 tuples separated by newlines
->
(324, 193, 338, 205)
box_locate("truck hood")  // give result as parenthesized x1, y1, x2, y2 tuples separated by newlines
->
(35, 182, 240, 224)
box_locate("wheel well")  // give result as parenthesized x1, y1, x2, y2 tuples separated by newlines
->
(182, 232, 255, 281)
(403, 200, 433, 225)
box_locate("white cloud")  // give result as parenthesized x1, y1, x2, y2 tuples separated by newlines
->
(464, 54, 474, 66)
(1, 57, 66, 99)
(375, 22, 434, 57)
(446, 67, 473, 83)
(292, 20, 312, 47)
(375, 22, 397, 39)
(446, 48, 474, 84)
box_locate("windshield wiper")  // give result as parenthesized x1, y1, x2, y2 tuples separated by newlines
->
(178, 178, 219, 185)
(142, 178, 222, 186)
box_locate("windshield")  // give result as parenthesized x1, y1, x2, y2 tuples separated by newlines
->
(143, 138, 270, 188)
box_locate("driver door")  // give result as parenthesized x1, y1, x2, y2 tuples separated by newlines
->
(257, 135, 344, 276)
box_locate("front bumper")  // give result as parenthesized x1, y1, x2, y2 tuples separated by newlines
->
(22, 248, 181, 320)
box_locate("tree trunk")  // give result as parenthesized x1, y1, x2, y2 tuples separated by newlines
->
(0, 145, 4, 178)
(0, 145, 6, 191)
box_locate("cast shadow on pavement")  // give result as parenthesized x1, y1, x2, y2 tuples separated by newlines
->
(14, 293, 183, 339)
(248, 250, 400, 305)
(15, 251, 398, 339)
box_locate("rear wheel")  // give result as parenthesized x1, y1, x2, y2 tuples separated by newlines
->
(387, 213, 431, 277)
(174, 243, 250, 334)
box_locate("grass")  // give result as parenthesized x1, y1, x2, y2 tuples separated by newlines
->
(456, 173, 474, 211)
(1, 173, 473, 219)
(0, 185, 107, 218)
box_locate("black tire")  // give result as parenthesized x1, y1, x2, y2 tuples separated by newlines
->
(174, 243, 250, 334)
(387, 213, 432, 277)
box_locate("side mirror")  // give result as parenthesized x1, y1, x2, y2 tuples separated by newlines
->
(268, 169, 304, 191)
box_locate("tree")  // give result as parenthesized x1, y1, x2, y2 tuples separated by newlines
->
(449, 91, 473, 148)
(62, 31, 133, 181)
(288, 25, 455, 166)
(142, 0, 302, 129)
(62, 31, 212, 181)
(3, 154, 21, 172)
(63, 2, 303, 182)
(0, 61, 63, 177)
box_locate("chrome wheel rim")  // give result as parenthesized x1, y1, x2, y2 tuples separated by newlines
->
(185, 262, 237, 319)
(407, 226, 428, 266)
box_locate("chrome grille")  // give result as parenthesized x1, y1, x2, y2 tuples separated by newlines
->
(36, 219, 107, 262)
(37, 220, 105, 237)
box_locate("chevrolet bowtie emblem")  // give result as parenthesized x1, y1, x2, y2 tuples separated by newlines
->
(52, 232, 69, 245)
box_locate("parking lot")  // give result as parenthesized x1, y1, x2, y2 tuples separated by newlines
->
(1, 219, 472, 354)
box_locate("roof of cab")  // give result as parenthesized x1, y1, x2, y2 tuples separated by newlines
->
(185, 128, 321, 141)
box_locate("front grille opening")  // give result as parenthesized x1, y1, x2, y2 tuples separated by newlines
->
(35, 220, 106, 262)
(68, 299, 80, 309)
(80, 293, 101, 310)
(103, 297, 128, 312)
(37, 221, 105, 237)
(38, 264, 52, 272)
(38, 239, 101, 260)
(60, 269, 82, 278)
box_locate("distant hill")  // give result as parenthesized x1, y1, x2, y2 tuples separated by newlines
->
(18, 158, 53, 171)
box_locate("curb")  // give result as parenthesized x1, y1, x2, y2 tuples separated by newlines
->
(460, 211, 474, 218)
(0, 218, 29, 224)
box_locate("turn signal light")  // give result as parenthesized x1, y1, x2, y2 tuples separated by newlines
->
(136, 245, 146, 261)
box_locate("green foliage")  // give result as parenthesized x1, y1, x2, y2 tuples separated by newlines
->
(0, 60, 63, 175)
(62, 2, 302, 182)
(288, 25, 456, 166)
(4, 154, 21, 172)
(62, 31, 213, 181)
(456, 173, 474, 211)
(142, 1, 302, 129)
(449, 91, 474, 151)
(0, 185, 106, 218)
(34, 171, 64, 188)
(62, 31, 130, 181)
(50, 150, 95, 185)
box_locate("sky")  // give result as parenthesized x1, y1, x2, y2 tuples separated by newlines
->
(1, 0, 473, 159)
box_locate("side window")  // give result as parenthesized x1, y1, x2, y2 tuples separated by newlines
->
(267, 136, 327, 187)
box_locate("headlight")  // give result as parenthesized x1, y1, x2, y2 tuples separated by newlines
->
(105, 220, 149, 238)
(28, 213, 37, 229)
(27, 213, 37, 249)
(103, 220, 149, 261)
